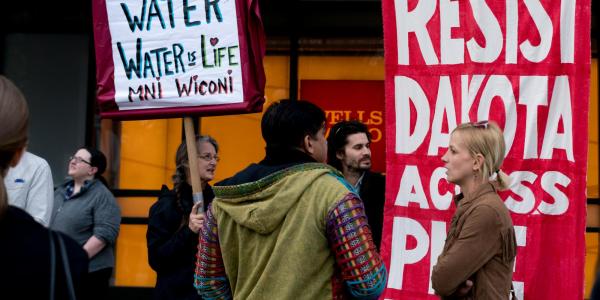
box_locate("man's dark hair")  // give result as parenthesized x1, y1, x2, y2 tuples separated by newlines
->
(327, 120, 371, 171)
(261, 99, 326, 149)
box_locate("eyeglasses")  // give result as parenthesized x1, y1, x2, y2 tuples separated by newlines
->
(198, 154, 220, 162)
(69, 156, 92, 165)
(472, 120, 489, 129)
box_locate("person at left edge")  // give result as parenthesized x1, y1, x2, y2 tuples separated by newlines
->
(51, 147, 121, 300)
(147, 136, 218, 300)
(0, 75, 89, 300)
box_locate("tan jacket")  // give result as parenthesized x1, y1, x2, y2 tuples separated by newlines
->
(432, 183, 516, 299)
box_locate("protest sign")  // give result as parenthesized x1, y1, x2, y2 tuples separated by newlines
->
(381, 0, 591, 299)
(93, 0, 265, 119)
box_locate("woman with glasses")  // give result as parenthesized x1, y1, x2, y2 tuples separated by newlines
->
(51, 147, 121, 300)
(431, 121, 516, 299)
(147, 135, 219, 300)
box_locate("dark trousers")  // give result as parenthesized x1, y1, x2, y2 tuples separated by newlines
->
(592, 272, 600, 300)
(84, 268, 112, 300)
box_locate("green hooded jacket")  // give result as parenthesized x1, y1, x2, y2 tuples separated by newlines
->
(211, 163, 352, 299)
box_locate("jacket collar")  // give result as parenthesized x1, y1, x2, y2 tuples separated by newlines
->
(212, 164, 337, 234)
(454, 182, 496, 209)
(62, 178, 97, 200)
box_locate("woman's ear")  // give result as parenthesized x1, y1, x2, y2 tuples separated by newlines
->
(473, 153, 485, 171)
(9, 147, 26, 168)
(89, 166, 99, 176)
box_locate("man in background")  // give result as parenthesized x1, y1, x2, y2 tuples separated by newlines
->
(328, 120, 386, 249)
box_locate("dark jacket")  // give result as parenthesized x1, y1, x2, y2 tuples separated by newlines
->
(0, 206, 89, 299)
(432, 183, 517, 299)
(217, 146, 317, 186)
(147, 183, 214, 300)
(359, 171, 385, 249)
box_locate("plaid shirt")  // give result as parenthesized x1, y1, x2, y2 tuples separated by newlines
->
(63, 180, 93, 200)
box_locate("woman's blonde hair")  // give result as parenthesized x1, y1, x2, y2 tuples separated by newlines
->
(0, 76, 29, 216)
(453, 121, 511, 190)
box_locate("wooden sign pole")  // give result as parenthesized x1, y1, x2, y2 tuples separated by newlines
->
(183, 117, 204, 212)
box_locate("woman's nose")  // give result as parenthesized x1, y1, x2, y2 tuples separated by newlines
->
(441, 152, 449, 163)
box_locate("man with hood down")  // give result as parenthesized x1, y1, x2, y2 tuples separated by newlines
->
(194, 99, 387, 299)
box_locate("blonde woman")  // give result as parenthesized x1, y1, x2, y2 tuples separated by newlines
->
(432, 121, 517, 299)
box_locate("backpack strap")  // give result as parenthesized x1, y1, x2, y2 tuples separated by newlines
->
(49, 230, 56, 300)
(48, 230, 76, 300)
(55, 231, 76, 300)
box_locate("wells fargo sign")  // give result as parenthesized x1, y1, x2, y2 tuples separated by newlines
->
(301, 80, 385, 173)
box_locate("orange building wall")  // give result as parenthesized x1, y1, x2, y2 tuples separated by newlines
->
(585, 58, 599, 298)
(114, 118, 182, 286)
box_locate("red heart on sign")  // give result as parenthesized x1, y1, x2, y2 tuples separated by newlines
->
(210, 38, 219, 46)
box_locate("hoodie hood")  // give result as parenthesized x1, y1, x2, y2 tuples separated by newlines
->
(212, 163, 341, 234)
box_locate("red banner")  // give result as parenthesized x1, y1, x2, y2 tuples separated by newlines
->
(92, 0, 265, 120)
(301, 80, 385, 173)
(381, 0, 590, 299)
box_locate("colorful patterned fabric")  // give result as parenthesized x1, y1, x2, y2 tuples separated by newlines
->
(326, 193, 387, 298)
(194, 205, 231, 300)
